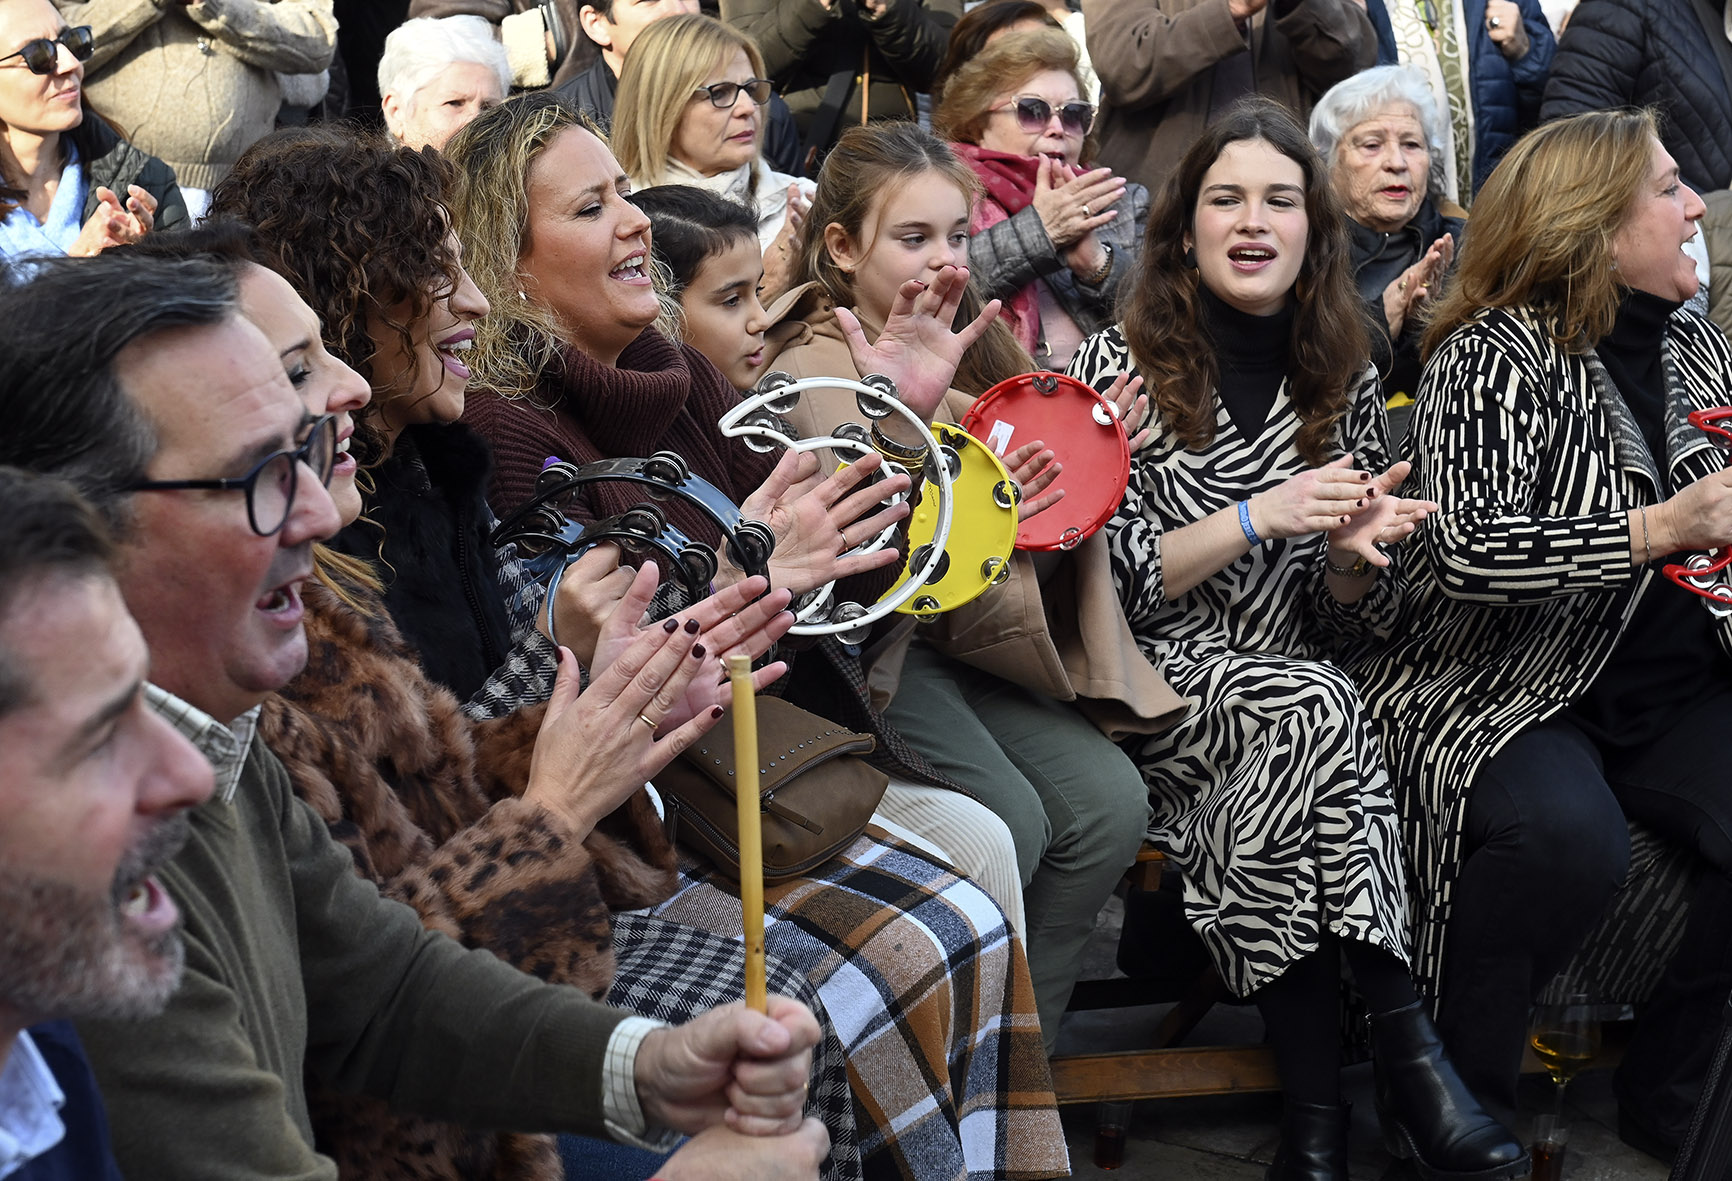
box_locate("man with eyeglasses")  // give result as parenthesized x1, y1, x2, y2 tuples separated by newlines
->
(0, 251, 828, 1181)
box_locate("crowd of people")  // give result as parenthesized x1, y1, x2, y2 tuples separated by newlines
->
(0, 0, 1729, 1179)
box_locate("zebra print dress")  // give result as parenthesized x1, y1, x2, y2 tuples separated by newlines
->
(1069, 326, 1412, 996)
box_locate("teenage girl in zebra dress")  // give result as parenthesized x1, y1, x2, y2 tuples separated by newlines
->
(1068, 97, 1521, 1181)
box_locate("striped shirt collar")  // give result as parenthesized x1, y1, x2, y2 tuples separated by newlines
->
(143, 685, 260, 805)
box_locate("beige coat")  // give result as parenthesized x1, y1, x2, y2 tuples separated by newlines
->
(1082, 0, 1375, 193)
(762, 287, 1188, 741)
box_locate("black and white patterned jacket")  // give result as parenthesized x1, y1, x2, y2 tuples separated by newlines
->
(1348, 303, 1732, 995)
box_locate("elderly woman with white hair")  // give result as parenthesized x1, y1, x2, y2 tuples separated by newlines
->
(379, 15, 511, 151)
(1311, 65, 1464, 404)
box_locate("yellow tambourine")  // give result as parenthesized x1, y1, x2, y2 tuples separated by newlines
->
(885, 422, 1020, 619)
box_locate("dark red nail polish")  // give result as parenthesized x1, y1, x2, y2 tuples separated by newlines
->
(692, 643, 706, 659)
(711, 706, 725, 719)
(663, 618, 678, 632)
(684, 618, 701, 634)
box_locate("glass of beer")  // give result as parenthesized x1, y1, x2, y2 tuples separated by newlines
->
(1529, 991, 1600, 1111)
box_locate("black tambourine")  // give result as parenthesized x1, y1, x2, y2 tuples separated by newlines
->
(489, 452, 774, 647)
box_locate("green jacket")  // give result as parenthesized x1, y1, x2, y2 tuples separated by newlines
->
(77, 732, 626, 1181)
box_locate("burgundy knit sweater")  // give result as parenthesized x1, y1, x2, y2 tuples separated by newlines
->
(462, 327, 778, 541)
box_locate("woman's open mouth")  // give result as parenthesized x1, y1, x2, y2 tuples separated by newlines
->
(610, 253, 651, 285)
(435, 330, 473, 380)
(1227, 243, 1278, 272)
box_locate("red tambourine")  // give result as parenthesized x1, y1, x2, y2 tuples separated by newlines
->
(960, 372, 1132, 551)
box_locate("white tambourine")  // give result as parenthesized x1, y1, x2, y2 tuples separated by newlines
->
(717, 372, 955, 643)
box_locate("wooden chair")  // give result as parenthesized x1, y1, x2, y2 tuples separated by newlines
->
(1049, 844, 1279, 1104)
(1050, 824, 1690, 1105)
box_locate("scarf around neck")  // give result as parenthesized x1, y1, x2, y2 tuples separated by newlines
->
(950, 142, 1043, 216)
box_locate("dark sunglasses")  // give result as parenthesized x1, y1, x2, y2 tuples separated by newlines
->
(999, 95, 1094, 137)
(126, 414, 339, 538)
(692, 77, 773, 109)
(0, 26, 94, 76)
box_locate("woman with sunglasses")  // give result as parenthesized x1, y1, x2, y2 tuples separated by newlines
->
(0, 0, 183, 266)
(611, 14, 812, 304)
(933, 27, 1141, 369)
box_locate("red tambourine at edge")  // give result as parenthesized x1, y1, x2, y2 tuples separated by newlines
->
(960, 372, 1132, 552)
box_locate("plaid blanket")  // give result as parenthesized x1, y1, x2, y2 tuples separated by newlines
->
(607, 913, 861, 1180)
(649, 830, 1069, 1181)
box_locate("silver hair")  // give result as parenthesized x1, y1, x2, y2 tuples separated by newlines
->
(1308, 65, 1448, 199)
(377, 15, 511, 115)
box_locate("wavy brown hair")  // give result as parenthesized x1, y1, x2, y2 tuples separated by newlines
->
(209, 127, 463, 451)
(802, 121, 1035, 397)
(1123, 96, 1366, 466)
(1421, 108, 1660, 358)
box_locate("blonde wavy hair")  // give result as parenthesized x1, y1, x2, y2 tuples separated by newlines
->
(612, 14, 768, 190)
(1422, 108, 1662, 357)
(932, 28, 1086, 151)
(445, 92, 679, 400)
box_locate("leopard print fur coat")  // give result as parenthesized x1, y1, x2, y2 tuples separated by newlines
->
(260, 571, 678, 1180)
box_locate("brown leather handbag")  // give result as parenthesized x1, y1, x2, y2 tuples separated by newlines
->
(655, 696, 889, 884)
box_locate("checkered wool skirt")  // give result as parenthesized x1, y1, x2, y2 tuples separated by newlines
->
(647, 829, 1068, 1181)
(607, 912, 860, 1180)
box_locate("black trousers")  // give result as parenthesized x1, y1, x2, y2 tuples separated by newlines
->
(1437, 689, 1732, 1136)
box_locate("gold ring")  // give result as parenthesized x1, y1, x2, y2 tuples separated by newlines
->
(637, 713, 658, 730)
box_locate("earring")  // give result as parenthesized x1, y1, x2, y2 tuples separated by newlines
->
(1183, 246, 1198, 269)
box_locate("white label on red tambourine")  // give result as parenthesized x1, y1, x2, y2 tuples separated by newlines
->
(984, 419, 1015, 456)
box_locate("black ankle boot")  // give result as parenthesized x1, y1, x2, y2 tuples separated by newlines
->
(1370, 1001, 1529, 1180)
(1265, 1100, 1349, 1181)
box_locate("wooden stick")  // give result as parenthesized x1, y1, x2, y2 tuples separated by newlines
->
(727, 653, 767, 1013)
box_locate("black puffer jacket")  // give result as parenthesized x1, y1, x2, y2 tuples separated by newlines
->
(1539, 0, 1732, 192)
(328, 422, 514, 703)
(76, 113, 188, 232)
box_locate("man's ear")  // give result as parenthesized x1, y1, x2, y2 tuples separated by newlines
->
(578, 5, 613, 51)
(381, 90, 409, 140)
(823, 223, 858, 273)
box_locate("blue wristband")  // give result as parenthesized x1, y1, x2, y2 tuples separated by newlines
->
(1238, 500, 1262, 546)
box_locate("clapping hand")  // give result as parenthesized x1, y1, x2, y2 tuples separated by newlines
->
(727, 448, 912, 594)
(69, 184, 157, 256)
(1001, 439, 1063, 522)
(834, 265, 1000, 423)
(1381, 232, 1454, 338)
(761, 184, 810, 304)
(520, 617, 723, 838)
(1032, 156, 1123, 250)
(589, 562, 796, 732)
(1326, 458, 1439, 566)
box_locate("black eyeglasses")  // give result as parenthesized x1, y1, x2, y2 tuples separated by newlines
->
(0, 26, 93, 76)
(692, 77, 773, 109)
(997, 95, 1094, 137)
(126, 414, 339, 537)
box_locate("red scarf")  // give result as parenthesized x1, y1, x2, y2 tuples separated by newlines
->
(950, 142, 1043, 353)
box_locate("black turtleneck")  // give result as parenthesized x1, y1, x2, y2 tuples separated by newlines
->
(1566, 287, 1732, 751)
(1597, 288, 1682, 462)
(1200, 285, 1295, 442)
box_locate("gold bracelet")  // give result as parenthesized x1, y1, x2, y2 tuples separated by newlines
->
(1640, 505, 1652, 565)
(869, 422, 928, 464)
(1080, 242, 1114, 287)
(1324, 551, 1373, 578)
